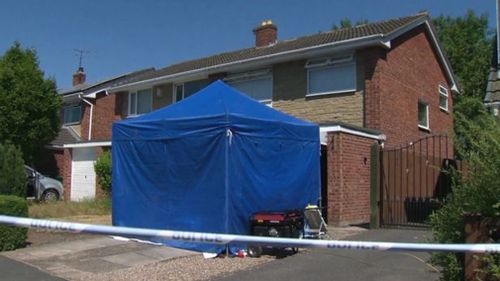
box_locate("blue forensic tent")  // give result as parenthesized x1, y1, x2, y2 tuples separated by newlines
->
(111, 80, 320, 253)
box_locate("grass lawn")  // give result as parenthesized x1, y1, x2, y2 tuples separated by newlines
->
(28, 198, 112, 225)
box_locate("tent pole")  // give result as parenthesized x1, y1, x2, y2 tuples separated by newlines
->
(225, 129, 231, 257)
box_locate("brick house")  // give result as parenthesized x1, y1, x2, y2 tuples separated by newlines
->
(45, 13, 457, 226)
(40, 67, 155, 201)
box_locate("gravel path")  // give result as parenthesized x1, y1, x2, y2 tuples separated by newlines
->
(23, 217, 366, 281)
(74, 255, 274, 281)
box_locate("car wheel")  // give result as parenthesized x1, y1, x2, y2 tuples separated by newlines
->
(42, 189, 59, 202)
(247, 246, 262, 258)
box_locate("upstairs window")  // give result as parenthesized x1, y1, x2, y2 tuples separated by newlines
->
(439, 85, 449, 111)
(173, 80, 210, 103)
(306, 54, 356, 96)
(225, 69, 273, 103)
(174, 84, 184, 103)
(128, 89, 152, 116)
(63, 105, 81, 125)
(418, 101, 429, 130)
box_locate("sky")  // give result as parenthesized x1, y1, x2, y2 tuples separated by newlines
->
(0, 0, 496, 90)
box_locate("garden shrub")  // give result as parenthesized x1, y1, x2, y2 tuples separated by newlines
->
(0, 195, 28, 251)
(430, 107, 500, 281)
(0, 142, 26, 197)
(94, 151, 112, 195)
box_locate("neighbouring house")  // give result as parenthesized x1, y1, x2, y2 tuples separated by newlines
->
(485, 1, 500, 117)
(485, 66, 500, 117)
(37, 67, 155, 201)
(42, 13, 457, 226)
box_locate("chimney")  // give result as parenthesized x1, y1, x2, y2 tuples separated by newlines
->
(72, 67, 86, 86)
(253, 20, 277, 47)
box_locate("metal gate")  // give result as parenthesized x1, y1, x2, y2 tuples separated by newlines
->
(380, 135, 458, 227)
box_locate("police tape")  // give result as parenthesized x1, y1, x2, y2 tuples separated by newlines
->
(0, 215, 498, 253)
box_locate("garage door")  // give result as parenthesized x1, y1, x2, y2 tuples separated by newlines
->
(71, 147, 97, 201)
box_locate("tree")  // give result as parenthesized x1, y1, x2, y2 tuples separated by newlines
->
(0, 143, 26, 198)
(432, 11, 495, 156)
(432, 10, 492, 101)
(332, 18, 369, 30)
(430, 11, 499, 280)
(0, 42, 61, 163)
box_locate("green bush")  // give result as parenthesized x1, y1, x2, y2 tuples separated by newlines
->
(0, 195, 28, 251)
(94, 151, 112, 195)
(430, 105, 500, 281)
(0, 143, 26, 197)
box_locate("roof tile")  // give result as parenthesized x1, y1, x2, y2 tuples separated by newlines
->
(48, 127, 81, 147)
(121, 14, 428, 85)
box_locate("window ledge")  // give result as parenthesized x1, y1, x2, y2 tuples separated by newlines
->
(439, 107, 449, 114)
(62, 121, 81, 126)
(418, 125, 431, 132)
(306, 89, 356, 98)
(125, 114, 144, 119)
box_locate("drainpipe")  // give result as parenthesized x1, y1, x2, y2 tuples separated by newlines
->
(79, 94, 93, 141)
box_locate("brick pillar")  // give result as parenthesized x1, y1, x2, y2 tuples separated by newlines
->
(62, 148, 72, 201)
(327, 132, 342, 225)
(327, 131, 376, 226)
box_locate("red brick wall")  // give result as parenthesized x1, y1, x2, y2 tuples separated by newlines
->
(93, 93, 122, 140)
(81, 93, 122, 141)
(363, 26, 454, 148)
(62, 148, 72, 201)
(326, 131, 377, 226)
(80, 99, 91, 141)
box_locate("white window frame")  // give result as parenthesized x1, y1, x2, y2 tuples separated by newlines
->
(63, 105, 81, 125)
(306, 54, 356, 97)
(418, 102, 430, 130)
(128, 88, 153, 117)
(438, 85, 449, 111)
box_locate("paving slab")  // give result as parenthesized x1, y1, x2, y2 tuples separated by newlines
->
(1, 235, 198, 280)
(65, 257, 128, 273)
(3, 236, 128, 261)
(0, 256, 64, 281)
(101, 252, 159, 267)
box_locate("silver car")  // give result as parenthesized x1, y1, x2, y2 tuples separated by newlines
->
(25, 166, 64, 202)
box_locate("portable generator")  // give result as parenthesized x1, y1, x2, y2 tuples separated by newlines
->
(247, 210, 304, 257)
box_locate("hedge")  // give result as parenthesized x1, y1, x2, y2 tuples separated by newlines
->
(0, 195, 28, 251)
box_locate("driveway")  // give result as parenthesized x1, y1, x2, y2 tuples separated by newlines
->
(216, 228, 439, 281)
(1, 235, 197, 280)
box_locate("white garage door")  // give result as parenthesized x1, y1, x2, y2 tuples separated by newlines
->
(71, 147, 97, 201)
